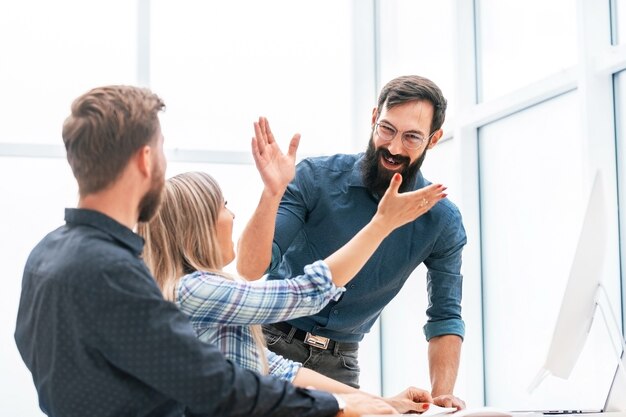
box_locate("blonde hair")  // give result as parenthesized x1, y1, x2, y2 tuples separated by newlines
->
(138, 171, 268, 373)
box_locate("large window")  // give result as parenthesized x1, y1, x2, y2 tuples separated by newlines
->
(0, 1, 137, 145)
(378, 0, 457, 127)
(478, 93, 619, 409)
(615, 70, 626, 329)
(476, 0, 577, 102)
(151, 0, 358, 155)
(615, 0, 626, 44)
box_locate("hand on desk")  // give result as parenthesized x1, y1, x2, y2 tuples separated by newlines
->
(338, 392, 398, 415)
(433, 393, 466, 410)
(382, 386, 433, 414)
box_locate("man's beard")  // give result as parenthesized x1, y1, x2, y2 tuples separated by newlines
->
(138, 164, 165, 223)
(360, 136, 428, 198)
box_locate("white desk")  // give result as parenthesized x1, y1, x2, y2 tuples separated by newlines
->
(363, 413, 626, 417)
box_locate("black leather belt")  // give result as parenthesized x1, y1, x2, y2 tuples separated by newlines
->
(270, 322, 358, 351)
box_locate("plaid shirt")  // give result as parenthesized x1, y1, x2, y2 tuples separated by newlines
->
(176, 260, 344, 381)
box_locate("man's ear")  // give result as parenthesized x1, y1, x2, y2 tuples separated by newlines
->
(427, 129, 444, 149)
(371, 107, 378, 127)
(135, 145, 152, 178)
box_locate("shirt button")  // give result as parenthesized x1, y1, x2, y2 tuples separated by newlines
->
(333, 310, 339, 315)
(349, 284, 356, 289)
(303, 296, 312, 303)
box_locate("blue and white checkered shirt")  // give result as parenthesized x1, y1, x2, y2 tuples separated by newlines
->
(176, 260, 344, 381)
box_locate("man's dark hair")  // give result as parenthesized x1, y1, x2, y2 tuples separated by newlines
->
(376, 75, 447, 133)
(62, 85, 165, 196)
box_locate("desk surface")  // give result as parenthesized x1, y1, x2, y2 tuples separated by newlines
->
(363, 413, 626, 417)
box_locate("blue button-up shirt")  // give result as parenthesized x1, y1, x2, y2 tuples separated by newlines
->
(268, 153, 466, 343)
(15, 208, 338, 417)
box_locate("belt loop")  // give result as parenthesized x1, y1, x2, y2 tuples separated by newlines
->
(285, 325, 297, 343)
(333, 341, 340, 356)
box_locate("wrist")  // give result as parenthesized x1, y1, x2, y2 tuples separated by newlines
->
(261, 186, 285, 200)
(365, 216, 392, 239)
(332, 393, 346, 415)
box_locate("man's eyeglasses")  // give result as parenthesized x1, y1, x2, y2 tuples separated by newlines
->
(374, 121, 434, 150)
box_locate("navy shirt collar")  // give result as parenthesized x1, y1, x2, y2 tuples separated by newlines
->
(64, 208, 144, 256)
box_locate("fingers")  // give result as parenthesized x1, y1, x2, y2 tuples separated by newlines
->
(250, 136, 261, 164)
(253, 117, 274, 155)
(253, 120, 266, 155)
(405, 386, 433, 403)
(288, 133, 301, 158)
(417, 402, 431, 413)
(261, 117, 276, 144)
(254, 116, 300, 160)
(412, 184, 446, 210)
(384, 398, 430, 414)
(433, 394, 466, 410)
(434, 396, 453, 408)
(384, 173, 403, 196)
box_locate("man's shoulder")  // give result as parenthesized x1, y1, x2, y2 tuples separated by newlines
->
(434, 196, 463, 223)
(300, 153, 361, 173)
(26, 224, 145, 286)
(418, 174, 463, 224)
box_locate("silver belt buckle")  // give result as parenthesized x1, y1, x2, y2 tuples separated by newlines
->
(304, 332, 330, 349)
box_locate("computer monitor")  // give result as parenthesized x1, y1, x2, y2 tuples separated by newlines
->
(529, 172, 608, 391)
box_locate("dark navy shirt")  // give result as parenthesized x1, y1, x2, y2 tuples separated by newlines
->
(15, 208, 338, 417)
(268, 154, 467, 343)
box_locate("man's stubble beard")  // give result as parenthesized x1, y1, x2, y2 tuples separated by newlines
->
(138, 163, 165, 223)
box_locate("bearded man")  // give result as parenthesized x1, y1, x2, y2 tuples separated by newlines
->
(238, 75, 467, 409)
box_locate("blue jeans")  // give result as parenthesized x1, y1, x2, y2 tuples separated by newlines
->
(262, 324, 361, 388)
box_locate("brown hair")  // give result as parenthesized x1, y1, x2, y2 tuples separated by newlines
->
(137, 171, 268, 373)
(62, 85, 165, 196)
(376, 75, 447, 134)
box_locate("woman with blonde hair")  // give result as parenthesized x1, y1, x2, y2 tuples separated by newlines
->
(139, 117, 446, 413)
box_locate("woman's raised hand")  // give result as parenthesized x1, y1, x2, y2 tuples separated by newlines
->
(374, 173, 447, 233)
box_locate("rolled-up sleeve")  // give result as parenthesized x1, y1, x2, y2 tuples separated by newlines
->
(423, 209, 467, 341)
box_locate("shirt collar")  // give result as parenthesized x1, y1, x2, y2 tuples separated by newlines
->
(64, 208, 144, 256)
(347, 153, 426, 191)
(347, 153, 367, 187)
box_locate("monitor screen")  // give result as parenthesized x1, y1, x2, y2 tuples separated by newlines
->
(529, 172, 608, 391)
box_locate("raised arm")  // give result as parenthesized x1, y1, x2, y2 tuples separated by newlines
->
(237, 117, 299, 280)
(324, 173, 446, 287)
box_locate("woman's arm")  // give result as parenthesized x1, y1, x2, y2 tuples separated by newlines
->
(292, 367, 433, 414)
(177, 261, 343, 328)
(324, 173, 446, 287)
